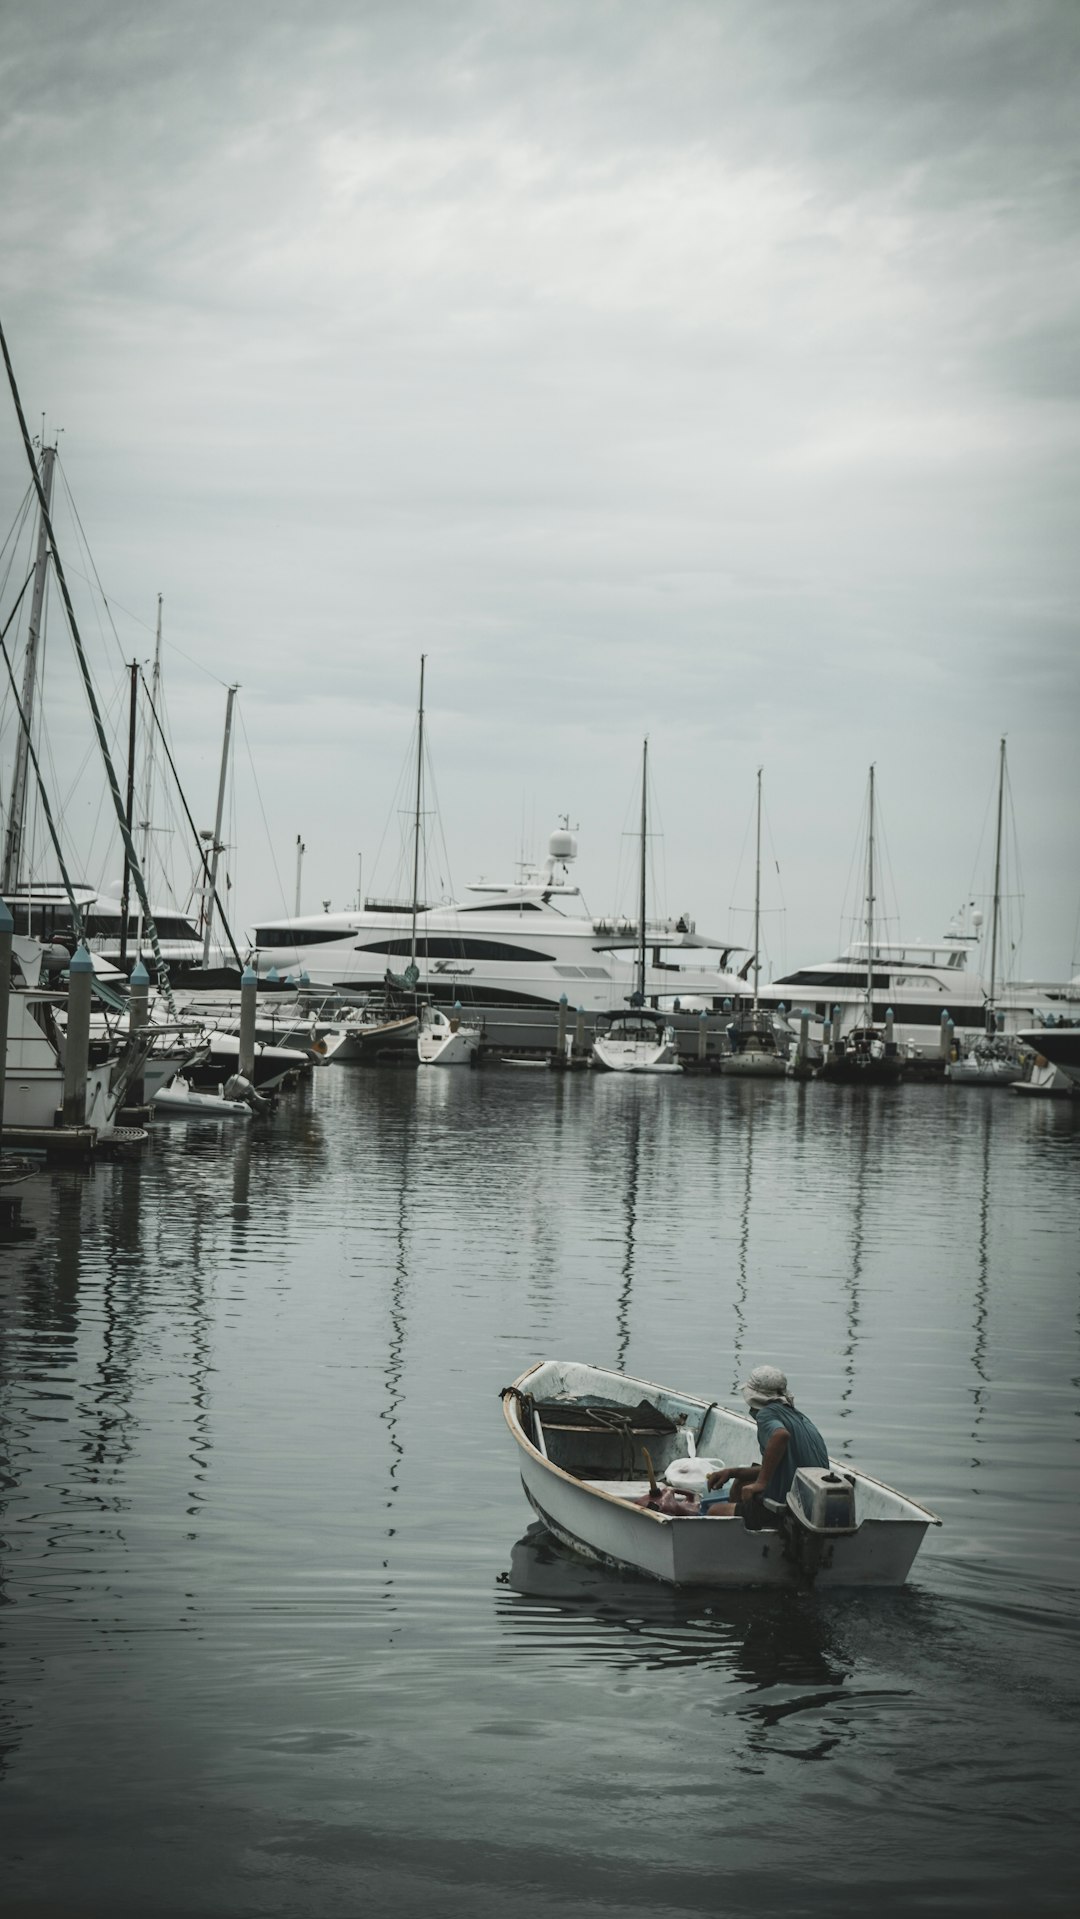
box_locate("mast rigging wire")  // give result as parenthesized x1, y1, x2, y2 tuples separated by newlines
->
(0, 570, 86, 936)
(141, 672, 245, 969)
(0, 315, 176, 1015)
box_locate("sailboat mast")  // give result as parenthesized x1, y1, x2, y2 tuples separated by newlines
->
(134, 595, 162, 957)
(119, 658, 138, 966)
(0, 318, 177, 1012)
(638, 737, 648, 1003)
(753, 766, 762, 1012)
(201, 683, 237, 968)
(2, 442, 56, 893)
(865, 764, 875, 1026)
(987, 736, 1005, 1029)
(409, 654, 426, 973)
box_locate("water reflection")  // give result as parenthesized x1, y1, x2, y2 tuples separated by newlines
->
(732, 1091, 755, 1394)
(839, 1099, 869, 1441)
(499, 1524, 926, 1764)
(83, 1160, 146, 1482)
(382, 1093, 413, 1529)
(231, 1124, 252, 1226)
(498, 1527, 947, 1765)
(615, 1101, 641, 1372)
(970, 1102, 992, 1468)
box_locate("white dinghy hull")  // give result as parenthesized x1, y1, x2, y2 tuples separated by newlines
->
(503, 1360, 940, 1590)
(152, 1076, 252, 1118)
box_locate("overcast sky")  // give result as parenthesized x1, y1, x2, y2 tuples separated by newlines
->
(1, 0, 1077, 978)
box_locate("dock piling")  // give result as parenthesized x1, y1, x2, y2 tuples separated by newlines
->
(126, 956, 149, 1106)
(61, 944, 95, 1129)
(239, 964, 258, 1079)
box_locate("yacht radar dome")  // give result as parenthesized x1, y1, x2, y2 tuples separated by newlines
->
(548, 828, 577, 864)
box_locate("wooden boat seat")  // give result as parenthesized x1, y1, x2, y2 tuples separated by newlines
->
(530, 1398, 678, 1438)
(529, 1396, 681, 1481)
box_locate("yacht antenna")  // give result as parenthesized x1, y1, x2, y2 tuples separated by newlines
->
(2, 441, 55, 893)
(409, 654, 426, 973)
(753, 766, 762, 1013)
(865, 764, 875, 1028)
(638, 737, 648, 1004)
(201, 682, 237, 968)
(987, 737, 1005, 1031)
(294, 834, 305, 917)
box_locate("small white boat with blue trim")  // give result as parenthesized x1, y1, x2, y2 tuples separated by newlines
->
(502, 1359, 940, 1589)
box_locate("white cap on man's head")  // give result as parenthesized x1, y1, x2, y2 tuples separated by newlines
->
(739, 1364, 792, 1408)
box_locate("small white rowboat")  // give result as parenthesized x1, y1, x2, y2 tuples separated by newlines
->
(502, 1359, 941, 1589)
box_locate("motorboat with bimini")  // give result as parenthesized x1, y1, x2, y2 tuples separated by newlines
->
(591, 1008, 682, 1074)
(722, 770, 788, 1077)
(818, 768, 902, 1084)
(502, 1360, 940, 1589)
(590, 740, 683, 1076)
(417, 1003, 482, 1065)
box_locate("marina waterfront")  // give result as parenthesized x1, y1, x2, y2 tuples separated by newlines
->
(2, 1067, 1078, 1915)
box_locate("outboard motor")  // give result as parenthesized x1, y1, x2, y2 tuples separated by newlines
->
(223, 1072, 270, 1113)
(782, 1467, 859, 1581)
(786, 1467, 859, 1535)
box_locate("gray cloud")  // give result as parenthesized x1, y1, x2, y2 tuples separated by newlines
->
(1, 0, 1077, 973)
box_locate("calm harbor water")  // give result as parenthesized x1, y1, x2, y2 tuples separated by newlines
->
(1, 1067, 1078, 1917)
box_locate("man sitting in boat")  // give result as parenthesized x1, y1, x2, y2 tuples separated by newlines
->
(704, 1365, 829, 1525)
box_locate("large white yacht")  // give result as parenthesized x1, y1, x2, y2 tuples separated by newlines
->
(3, 881, 234, 978)
(251, 828, 748, 1024)
(754, 918, 1078, 1054)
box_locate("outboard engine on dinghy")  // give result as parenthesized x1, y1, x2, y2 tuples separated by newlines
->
(786, 1467, 859, 1535)
(781, 1467, 859, 1579)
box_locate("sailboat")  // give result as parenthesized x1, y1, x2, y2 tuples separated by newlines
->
(948, 740, 1029, 1086)
(819, 766, 902, 1085)
(591, 741, 682, 1075)
(722, 769, 788, 1078)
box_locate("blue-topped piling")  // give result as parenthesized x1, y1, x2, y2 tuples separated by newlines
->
(62, 944, 95, 1128)
(239, 964, 258, 1079)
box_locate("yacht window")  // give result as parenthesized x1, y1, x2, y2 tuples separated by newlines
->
(255, 926, 357, 946)
(356, 936, 556, 963)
